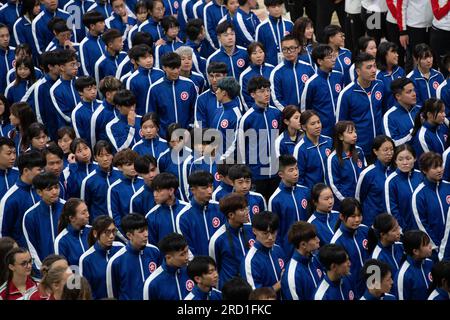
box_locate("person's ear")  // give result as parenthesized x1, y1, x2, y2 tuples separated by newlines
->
(36, 189, 44, 198)
(193, 275, 202, 285)
(93, 230, 98, 239)
(412, 248, 420, 257)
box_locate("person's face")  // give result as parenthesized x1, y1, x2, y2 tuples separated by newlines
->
(333, 256, 351, 277)
(16, 65, 31, 80)
(139, 163, 159, 186)
(247, 0, 257, 8)
(153, 187, 174, 205)
(219, 28, 236, 48)
(192, 184, 213, 204)
(0, 145, 16, 170)
(197, 264, 219, 288)
(340, 126, 357, 146)
(128, 227, 148, 248)
(70, 202, 90, 228)
(414, 241, 433, 259)
(397, 83, 416, 106)
(82, 85, 97, 102)
(61, 60, 80, 78)
(151, 1, 165, 21)
(45, 153, 63, 177)
(395, 149, 415, 173)
(427, 107, 446, 126)
(373, 141, 394, 165)
(0, 27, 10, 49)
(141, 119, 158, 139)
(365, 40, 377, 57)
(58, 134, 73, 154)
(167, 246, 189, 268)
(284, 111, 301, 131)
(24, 166, 43, 181)
(230, 207, 250, 225)
(378, 272, 393, 294)
(43, 0, 58, 11)
(56, 30, 72, 46)
(281, 39, 300, 62)
(136, 7, 148, 23)
(279, 164, 299, 186)
(381, 219, 401, 243)
(233, 177, 251, 195)
(94, 148, 113, 171)
(137, 53, 154, 69)
(93, 21, 106, 34)
(386, 48, 398, 66)
(329, 32, 345, 48)
(341, 210, 363, 230)
(118, 104, 134, 116)
(302, 115, 322, 137)
(418, 55, 433, 71)
(226, 0, 239, 14)
(37, 184, 60, 205)
(250, 46, 265, 66)
(9, 113, 19, 126)
(51, 259, 68, 270)
(109, 37, 124, 53)
(215, 87, 227, 103)
(315, 188, 334, 213)
(303, 236, 320, 253)
(166, 25, 180, 40)
(31, 131, 48, 150)
(208, 72, 226, 92)
(97, 223, 118, 248)
(0, 99, 5, 117)
(253, 228, 277, 248)
(163, 66, 181, 81)
(424, 165, 444, 182)
(180, 54, 193, 73)
(251, 87, 271, 106)
(357, 60, 377, 82)
(304, 24, 314, 40)
(119, 162, 137, 178)
(319, 52, 337, 71)
(112, 0, 127, 16)
(32, 2, 41, 16)
(9, 252, 32, 277)
(75, 143, 91, 163)
(267, 4, 283, 18)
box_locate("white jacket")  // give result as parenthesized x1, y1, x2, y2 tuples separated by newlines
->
(431, 0, 450, 31)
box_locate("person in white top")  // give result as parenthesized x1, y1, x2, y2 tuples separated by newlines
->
(430, 0, 450, 76)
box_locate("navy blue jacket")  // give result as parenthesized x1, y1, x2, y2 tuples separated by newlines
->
(107, 243, 161, 300)
(65, 162, 97, 198)
(106, 112, 142, 152)
(132, 136, 169, 159)
(79, 241, 124, 299)
(129, 184, 155, 216)
(194, 89, 220, 128)
(371, 241, 404, 275)
(407, 67, 445, 107)
(203, 0, 227, 50)
(154, 38, 184, 69)
(437, 79, 450, 121)
(206, 45, 249, 80)
(184, 286, 222, 300)
(211, 181, 233, 203)
(71, 99, 102, 147)
(90, 0, 113, 18)
(394, 255, 433, 300)
(13, 16, 39, 60)
(377, 66, 406, 110)
(360, 290, 397, 300)
(94, 50, 128, 85)
(63, 0, 95, 41)
(307, 210, 340, 245)
(239, 63, 274, 111)
(0, 1, 21, 46)
(50, 77, 81, 128)
(428, 288, 450, 300)
(91, 99, 117, 146)
(138, 17, 163, 42)
(334, 48, 352, 85)
(0, 46, 15, 94)
(383, 103, 421, 146)
(274, 130, 302, 158)
(104, 12, 136, 50)
(0, 167, 18, 197)
(79, 33, 106, 76)
(54, 224, 92, 266)
(314, 274, 355, 300)
(233, 7, 260, 47)
(411, 121, 447, 161)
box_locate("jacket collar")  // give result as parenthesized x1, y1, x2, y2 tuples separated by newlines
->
(5, 276, 36, 295)
(339, 223, 357, 236)
(303, 134, 328, 149)
(253, 240, 272, 253)
(291, 250, 311, 265)
(16, 178, 32, 189)
(423, 177, 440, 188)
(278, 180, 296, 192)
(219, 45, 238, 56)
(67, 223, 87, 237)
(161, 258, 181, 275)
(422, 121, 439, 132)
(313, 210, 331, 222)
(406, 255, 426, 267)
(316, 68, 331, 78)
(219, 182, 233, 193)
(126, 242, 145, 255)
(191, 197, 208, 211)
(222, 97, 240, 110)
(102, 99, 115, 112)
(94, 240, 112, 255)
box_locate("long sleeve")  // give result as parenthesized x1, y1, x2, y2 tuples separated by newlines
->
(431, 0, 450, 20)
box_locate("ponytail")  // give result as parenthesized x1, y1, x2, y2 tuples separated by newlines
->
(367, 213, 397, 253)
(58, 198, 84, 233)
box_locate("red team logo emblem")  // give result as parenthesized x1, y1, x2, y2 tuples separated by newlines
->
(316, 268, 323, 278)
(214, 172, 220, 181)
(248, 239, 255, 247)
(284, 31, 290, 36)
(433, 81, 439, 90)
(278, 258, 284, 269)
(301, 74, 309, 83)
(446, 195, 450, 205)
(325, 148, 331, 156)
(180, 91, 189, 101)
(272, 120, 278, 129)
(335, 84, 341, 93)
(362, 239, 368, 250)
(212, 217, 220, 228)
(220, 119, 229, 128)
(173, 1, 179, 9)
(252, 205, 260, 214)
(349, 290, 354, 300)
(428, 272, 433, 282)
(301, 199, 307, 209)
(237, 59, 245, 68)
(375, 91, 382, 101)
(186, 280, 194, 291)
(148, 262, 157, 273)
(357, 159, 363, 168)
(344, 57, 351, 65)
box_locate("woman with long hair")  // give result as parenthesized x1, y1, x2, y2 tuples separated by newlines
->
(8, 102, 37, 156)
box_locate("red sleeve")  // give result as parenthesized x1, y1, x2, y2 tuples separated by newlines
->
(397, 0, 407, 32)
(431, 0, 450, 20)
(386, 0, 397, 19)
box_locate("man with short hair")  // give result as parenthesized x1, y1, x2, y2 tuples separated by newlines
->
(0, 137, 18, 196)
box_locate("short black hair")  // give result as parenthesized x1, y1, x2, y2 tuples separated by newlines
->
(361, 259, 392, 283)
(0, 137, 15, 150)
(161, 52, 181, 68)
(216, 162, 233, 177)
(187, 256, 216, 282)
(188, 170, 214, 187)
(207, 62, 228, 75)
(413, 43, 433, 60)
(281, 34, 299, 46)
(151, 172, 179, 191)
(121, 213, 147, 234)
(158, 232, 188, 255)
(141, 112, 159, 128)
(113, 89, 136, 107)
(48, 17, 69, 33)
(390, 77, 414, 100)
(354, 52, 376, 70)
(403, 230, 430, 256)
(323, 24, 343, 44)
(251, 211, 279, 232)
(247, 76, 270, 94)
(161, 15, 179, 32)
(39, 51, 61, 73)
(58, 49, 78, 64)
(82, 11, 105, 28)
(311, 44, 334, 65)
(32, 171, 60, 190)
(131, 31, 154, 47)
(431, 261, 450, 288)
(93, 140, 114, 157)
(216, 21, 234, 35)
(128, 44, 153, 61)
(264, 0, 284, 7)
(222, 276, 252, 300)
(217, 77, 240, 99)
(42, 142, 64, 160)
(186, 19, 204, 41)
(17, 150, 46, 175)
(75, 76, 96, 92)
(288, 221, 317, 249)
(219, 193, 248, 218)
(228, 164, 252, 181)
(102, 28, 122, 46)
(319, 244, 348, 271)
(134, 155, 157, 174)
(278, 154, 297, 172)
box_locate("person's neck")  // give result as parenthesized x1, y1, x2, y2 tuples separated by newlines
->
(228, 219, 243, 229)
(42, 199, 56, 206)
(398, 100, 413, 110)
(418, 66, 430, 77)
(319, 66, 332, 74)
(89, 30, 100, 37)
(386, 63, 393, 72)
(70, 222, 82, 231)
(297, 246, 311, 257)
(357, 77, 371, 89)
(287, 58, 298, 64)
(165, 196, 176, 207)
(223, 45, 235, 56)
(61, 73, 74, 81)
(130, 241, 144, 251)
(380, 238, 393, 247)
(282, 179, 295, 188)
(100, 165, 111, 173)
(107, 47, 117, 56)
(194, 197, 208, 206)
(241, 3, 251, 13)
(307, 133, 319, 145)
(342, 142, 351, 153)
(180, 70, 190, 77)
(197, 283, 211, 293)
(49, 71, 59, 81)
(221, 97, 232, 104)
(255, 101, 268, 109)
(12, 274, 27, 291)
(0, 164, 8, 171)
(327, 270, 341, 282)
(20, 175, 32, 185)
(330, 44, 340, 52)
(82, 98, 94, 104)
(287, 127, 298, 139)
(368, 288, 383, 298)
(0, 45, 8, 51)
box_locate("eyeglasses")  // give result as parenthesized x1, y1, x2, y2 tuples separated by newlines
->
(68, 62, 81, 68)
(104, 228, 118, 237)
(281, 46, 299, 53)
(16, 259, 33, 267)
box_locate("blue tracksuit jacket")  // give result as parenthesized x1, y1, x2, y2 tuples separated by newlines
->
(0, 167, 18, 197)
(54, 223, 92, 266)
(203, 0, 227, 50)
(300, 69, 344, 136)
(129, 184, 156, 216)
(94, 50, 128, 85)
(154, 38, 184, 69)
(407, 67, 445, 107)
(71, 99, 102, 147)
(79, 241, 124, 299)
(307, 210, 340, 246)
(104, 12, 136, 50)
(13, 16, 39, 60)
(79, 33, 106, 76)
(334, 48, 352, 86)
(209, 222, 255, 289)
(0, 1, 21, 46)
(107, 243, 161, 300)
(360, 290, 397, 300)
(90, 0, 113, 18)
(239, 63, 275, 111)
(437, 79, 450, 121)
(137, 17, 163, 42)
(394, 255, 433, 300)
(411, 121, 447, 161)
(371, 241, 404, 275)
(274, 130, 302, 157)
(105, 112, 142, 152)
(63, 0, 95, 41)
(377, 66, 406, 110)
(233, 7, 260, 47)
(194, 89, 220, 128)
(65, 162, 97, 198)
(185, 39, 208, 75)
(131, 136, 169, 159)
(382, 103, 421, 146)
(314, 273, 355, 300)
(294, 134, 333, 190)
(206, 45, 249, 80)
(0, 46, 15, 94)
(428, 288, 450, 300)
(184, 285, 222, 300)
(211, 181, 233, 202)
(5, 80, 31, 105)
(90, 99, 117, 146)
(50, 77, 81, 128)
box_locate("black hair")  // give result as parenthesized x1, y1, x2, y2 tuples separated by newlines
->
(411, 98, 445, 137)
(371, 135, 394, 161)
(151, 172, 179, 191)
(319, 244, 348, 271)
(0, 94, 11, 124)
(26, 122, 48, 149)
(366, 213, 397, 253)
(42, 142, 64, 160)
(403, 230, 430, 257)
(207, 61, 228, 75)
(228, 164, 252, 181)
(161, 15, 179, 32)
(14, 56, 36, 86)
(185, 19, 204, 41)
(70, 138, 90, 155)
(0, 136, 15, 150)
(354, 52, 376, 70)
(17, 150, 45, 175)
(390, 77, 414, 101)
(322, 24, 343, 44)
(75, 76, 96, 92)
(58, 49, 78, 64)
(334, 197, 362, 231)
(288, 221, 317, 249)
(263, 0, 284, 7)
(187, 256, 217, 282)
(251, 211, 279, 232)
(247, 41, 265, 56)
(216, 21, 234, 35)
(217, 162, 233, 177)
(281, 34, 300, 47)
(39, 50, 61, 73)
(222, 276, 252, 300)
(357, 36, 376, 54)
(134, 154, 157, 174)
(158, 232, 188, 255)
(88, 215, 115, 247)
(21, 0, 40, 18)
(361, 259, 392, 283)
(93, 140, 114, 157)
(376, 41, 398, 72)
(102, 28, 122, 46)
(48, 17, 69, 34)
(311, 44, 334, 66)
(58, 198, 85, 233)
(131, 31, 154, 47)
(128, 44, 153, 61)
(166, 122, 183, 142)
(9, 102, 37, 151)
(188, 170, 214, 187)
(278, 154, 297, 172)
(430, 261, 450, 290)
(308, 183, 332, 215)
(113, 89, 136, 107)
(413, 43, 433, 61)
(32, 171, 59, 191)
(82, 10, 105, 28)
(219, 193, 248, 219)
(333, 121, 358, 166)
(161, 52, 181, 68)
(141, 112, 160, 128)
(247, 75, 270, 94)
(121, 213, 147, 235)
(217, 77, 240, 99)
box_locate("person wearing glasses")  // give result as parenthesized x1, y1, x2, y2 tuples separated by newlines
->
(105, 0, 137, 51)
(79, 215, 124, 299)
(323, 25, 352, 86)
(0, 247, 37, 300)
(270, 35, 314, 111)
